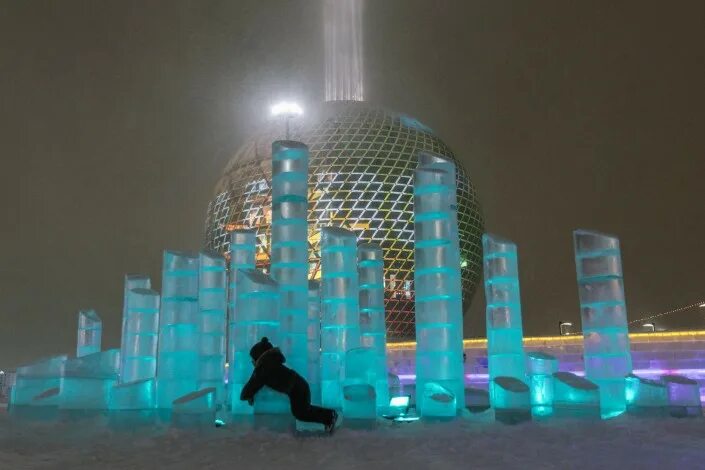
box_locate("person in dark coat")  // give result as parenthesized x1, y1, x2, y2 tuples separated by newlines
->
(240, 337, 338, 431)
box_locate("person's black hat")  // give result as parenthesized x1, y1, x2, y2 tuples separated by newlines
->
(250, 337, 273, 362)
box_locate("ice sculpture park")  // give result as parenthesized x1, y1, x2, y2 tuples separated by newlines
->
(6, 142, 702, 430)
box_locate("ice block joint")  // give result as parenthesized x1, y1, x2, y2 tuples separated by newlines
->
(271, 140, 310, 378)
(414, 163, 465, 416)
(320, 226, 360, 409)
(573, 229, 632, 419)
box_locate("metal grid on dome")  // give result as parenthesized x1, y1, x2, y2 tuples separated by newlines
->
(205, 102, 484, 339)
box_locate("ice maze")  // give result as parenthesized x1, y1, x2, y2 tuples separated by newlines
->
(7, 142, 703, 427)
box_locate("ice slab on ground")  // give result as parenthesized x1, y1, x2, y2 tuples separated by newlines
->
(10, 355, 68, 408)
(553, 371, 601, 418)
(662, 374, 702, 418)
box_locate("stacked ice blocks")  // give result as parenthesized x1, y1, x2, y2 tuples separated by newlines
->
(198, 251, 227, 403)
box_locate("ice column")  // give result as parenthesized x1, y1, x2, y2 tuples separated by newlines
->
(358, 242, 389, 409)
(414, 165, 465, 415)
(198, 251, 227, 403)
(307, 280, 322, 404)
(271, 140, 309, 378)
(573, 229, 633, 418)
(320, 226, 360, 409)
(157, 251, 200, 409)
(227, 229, 256, 413)
(77, 309, 102, 357)
(120, 275, 151, 365)
(232, 269, 280, 414)
(120, 288, 160, 384)
(482, 234, 526, 400)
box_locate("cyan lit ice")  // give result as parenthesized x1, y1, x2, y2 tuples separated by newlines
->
(172, 387, 216, 427)
(491, 376, 531, 424)
(10, 355, 68, 408)
(157, 250, 200, 409)
(227, 229, 257, 413)
(320, 226, 360, 409)
(527, 351, 559, 417)
(482, 234, 527, 405)
(76, 309, 102, 358)
(120, 288, 160, 385)
(198, 250, 227, 404)
(573, 229, 632, 419)
(552, 371, 601, 418)
(420, 382, 456, 418)
(625, 373, 668, 415)
(59, 349, 120, 410)
(413, 164, 464, 416)
(342, 347, 377, 419)
(120, 274, 151, 371)
(307, 280, 322, 404)
(271, 140, 310, 378)
(110, 378, 156, 411)
(358, 242, 389, 410)
(661, 374, 702, 417)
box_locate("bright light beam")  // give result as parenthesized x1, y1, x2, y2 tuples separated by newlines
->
(271, 101, 303, 118)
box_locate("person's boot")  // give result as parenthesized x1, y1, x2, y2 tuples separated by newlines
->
(325, 410, 339, 434)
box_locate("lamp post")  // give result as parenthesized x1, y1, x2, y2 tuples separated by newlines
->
(558, 321, 573, 336)
(270, 101, 303, 140)
(643, 323, 655, 332)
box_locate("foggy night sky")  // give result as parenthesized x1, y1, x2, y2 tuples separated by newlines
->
(1, 1, 704, 369)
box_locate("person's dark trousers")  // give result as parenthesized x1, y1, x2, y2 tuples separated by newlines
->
(288, 376, 333, 425)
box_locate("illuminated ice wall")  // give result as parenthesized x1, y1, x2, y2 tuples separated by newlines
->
(307, 280, 322, 404)
(573, 229, 632, 418)
(198, 251, 227, 403)
(76, 309, 102, 358)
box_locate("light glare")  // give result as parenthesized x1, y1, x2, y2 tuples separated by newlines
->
(271, 101, 303, 117)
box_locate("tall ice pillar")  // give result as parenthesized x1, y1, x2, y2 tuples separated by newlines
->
(120, 288, 160, 384)
(198, 250, 227, 403)
(157, 250, 200, 409)
(77, 309, 102, 357)
(307, 280, 322, 404)
(482, 234, 526, 398)
(271, 140, 309, 377)
(227, 229, 257, 413)
(120, 275, 151, 365)
(320, 226, 360, 409)
(573, 229, 633, 418)
(414, 165, 465, 416)
(358, 242, 389, 409)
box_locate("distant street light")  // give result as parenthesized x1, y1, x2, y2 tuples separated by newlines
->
(559, 321, 573, 336)
(271, 101, 303, 139)
(643, 322, 656, 332)
(699, 303, 705, 308)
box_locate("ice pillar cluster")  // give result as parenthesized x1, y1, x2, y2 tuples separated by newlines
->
(307, 280, 322, 404)
(77, 309, 102, 358)
(227, 229, 256, 413)
(120, 275, 151, 365)
(271, 140, 309, 377)
(414, 161, 465, 416)
(157, 251, 200, 409)
(120, 288, 160, 384)
(482, 234, 526, 400)
(358, 242, 389, 409)
(573, 229, 633, 418)
(320, 226, 360, 409)
(198, 251, 227, 403)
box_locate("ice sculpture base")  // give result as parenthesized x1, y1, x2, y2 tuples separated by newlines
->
(172, 388, 216, 428)
(59, 377, 116, 410)
(492, 377, 531, 425)
(420, 382, 457, 418)
(662, 375, 702, 418)
(465, 387, 490, 413)
(342, 383, 376, 420)
(553, 372, 601, 419)
(625, 374, 669, 416)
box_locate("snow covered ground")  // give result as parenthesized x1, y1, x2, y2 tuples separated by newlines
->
(1, 408, 705, 470)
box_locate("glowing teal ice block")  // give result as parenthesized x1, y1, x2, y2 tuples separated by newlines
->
(358, 242, 389, 410)
(231, 269, 281, 414)
(625, 374, 668, 415)
(413, 166, 464, 416)
(120, 288, 160, 385)
(320, 226, 360, 409)
(77, 309, 102, 358)
(59, 349, 120, 410)
(573, 229, 632, 419)
(482, 234, 526, 403)
(10, 355, 67, 408)
(120, 274, 151, 367)
(227, 229, 257, 413)
(271, 140, 309, 378)
(307, 280, 322, 404)
(527, 351, 558, 417)
(342, 347, 377, 419)
(157, 250, 200, 409)
(172, 387, 216, 427)
(198, 250, 227, 404)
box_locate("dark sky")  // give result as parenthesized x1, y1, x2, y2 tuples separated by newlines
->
(1, 1, 704, 369)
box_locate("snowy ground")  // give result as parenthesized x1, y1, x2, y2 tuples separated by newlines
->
(2, 408, 705, 470)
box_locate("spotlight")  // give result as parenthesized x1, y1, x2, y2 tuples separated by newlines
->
(270, 101, 303, 118)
